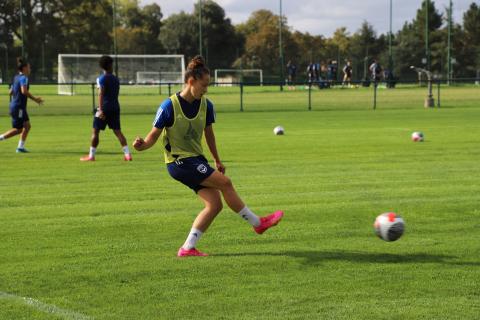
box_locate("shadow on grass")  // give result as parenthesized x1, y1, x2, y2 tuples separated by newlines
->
(44, 150, 121, 155)
(213, 250, 480, 266)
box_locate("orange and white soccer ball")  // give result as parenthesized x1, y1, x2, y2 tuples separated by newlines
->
(411, 131, 424, 142)
(374, 212, 405, 242)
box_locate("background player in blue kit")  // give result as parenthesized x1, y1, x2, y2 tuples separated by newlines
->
(80, 55, 132, 161)
(133, 56, 284, 257)
(0, 58, 44, 152)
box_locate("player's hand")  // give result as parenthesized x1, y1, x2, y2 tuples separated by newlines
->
(35, 97, 44, 105)
(97, 110, 106, 120)
(133, 136, 145, 151)
(215, 160, 226, 174)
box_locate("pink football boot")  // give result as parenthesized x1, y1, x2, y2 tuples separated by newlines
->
(177, 248, 208, 257)
(80, 155, 95, 162)
(254, 210, 284, 234)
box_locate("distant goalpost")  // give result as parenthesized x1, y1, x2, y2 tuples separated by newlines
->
(214, 69, 263, 86)
(57, 54, 185, 95)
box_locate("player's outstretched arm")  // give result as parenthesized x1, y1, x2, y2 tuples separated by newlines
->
(20, 86, 43, 105)
(204, 125, 225, 174)
(133, 127, 162, 151)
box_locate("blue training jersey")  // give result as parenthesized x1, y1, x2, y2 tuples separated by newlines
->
(153, 93, 215, 129)
(97, 73, 120, 111)
(9, 74, 29, 110)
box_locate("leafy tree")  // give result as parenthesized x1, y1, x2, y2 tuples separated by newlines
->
(461, 3, 480, 76)
(160, 11, 197, 59)
(193, 0, 242, 69)
(236, 10, 297, 79)
(394, 0, 443, 78)
(331, 27, 350, 57)
(290, 31, 325, 67)
(160, 1, 241, 70)
(0, 1, 17, 81)
(349, 22, 383, 80)
(116, 1, 163, 54)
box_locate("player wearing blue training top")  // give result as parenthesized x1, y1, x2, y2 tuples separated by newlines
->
(133, 56, 284, 257)
(81, 55, 131, 161)
(0, 58, 44, 152)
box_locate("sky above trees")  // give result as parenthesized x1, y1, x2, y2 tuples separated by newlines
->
(142, 0, 475, 37)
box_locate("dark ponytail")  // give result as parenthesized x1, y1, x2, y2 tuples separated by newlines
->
(17, 57, 28, 71)
(184, 55, 210, 83)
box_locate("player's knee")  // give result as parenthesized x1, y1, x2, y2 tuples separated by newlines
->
(220, 176, 233, 190)
(208, 201, 223, 215)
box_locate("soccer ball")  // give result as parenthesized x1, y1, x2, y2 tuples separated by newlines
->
(374, 212, 405, 242)
(273, 126, 285, 135)
(411, 131, 424, 142)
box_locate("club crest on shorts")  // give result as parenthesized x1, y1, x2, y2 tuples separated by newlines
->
(197, 164, 208, 174)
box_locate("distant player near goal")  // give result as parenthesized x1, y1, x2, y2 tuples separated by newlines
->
(0, 58, 44, 152)
(133, 56, 284, 257)
(80, 55, 132, 161)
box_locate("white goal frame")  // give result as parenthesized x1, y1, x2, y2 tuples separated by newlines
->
(58, 54, 185, 95)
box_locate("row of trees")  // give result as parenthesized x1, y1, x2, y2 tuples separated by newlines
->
(0, 0, 479, 82)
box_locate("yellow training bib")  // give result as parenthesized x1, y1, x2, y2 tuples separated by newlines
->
(162, 94, 207, 163)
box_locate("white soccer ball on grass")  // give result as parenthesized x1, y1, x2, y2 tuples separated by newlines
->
(273, 126, 285, 135)
(374, 212, 405, 242)
(411, 131, 424, 142)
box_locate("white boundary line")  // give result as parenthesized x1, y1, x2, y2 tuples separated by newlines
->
(0, 291, 93, 320)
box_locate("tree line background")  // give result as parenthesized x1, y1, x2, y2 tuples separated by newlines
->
(0, 0, 479, 83)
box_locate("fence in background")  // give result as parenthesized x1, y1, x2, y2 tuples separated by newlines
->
(0, 79, 478, 116)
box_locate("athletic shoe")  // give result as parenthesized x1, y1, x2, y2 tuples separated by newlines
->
(16, 148, 29, 153)
(177, 247, 208, 257)
(80, 155, 95, 162)
(124, 154, 132, 161)
(254, 210, 284, 234)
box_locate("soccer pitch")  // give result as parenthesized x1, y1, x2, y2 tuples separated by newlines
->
(1, 86, 479, 319)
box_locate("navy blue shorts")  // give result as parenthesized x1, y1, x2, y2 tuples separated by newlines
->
(93, 109, 121, 131)
(167, 156, 215, 193)
(10, 108, 29, 129)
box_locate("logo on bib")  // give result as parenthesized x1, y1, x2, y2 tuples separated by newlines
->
(197, 164, 208, 174)
(184, 123, 199, 140)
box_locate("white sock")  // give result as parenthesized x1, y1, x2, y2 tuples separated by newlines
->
(0, 135, 5, 141)
(122, 145, 130, 155)
(238, 206, 261, 227)
(18, 140, 25, 149)
(182, 228, 203, 250)
(89, 147, 96, 158)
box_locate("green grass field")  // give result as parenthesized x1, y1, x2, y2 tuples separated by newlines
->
(1, 85, 479, 319)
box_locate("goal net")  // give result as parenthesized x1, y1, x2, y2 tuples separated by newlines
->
(135, 71, 185, 85)
(214, 69, 263, 86)
(58, 54, 185, 95)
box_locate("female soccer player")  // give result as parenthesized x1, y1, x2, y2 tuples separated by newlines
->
(80, 55, 132, 161)
(133, 56, 284, 257)
(0, 58, 43, 152)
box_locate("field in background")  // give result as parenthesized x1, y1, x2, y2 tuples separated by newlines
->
(0, 87, 479, 319)
(1, 83, 479, 115)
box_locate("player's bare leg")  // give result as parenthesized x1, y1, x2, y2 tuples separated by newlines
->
(201, 171, 284, 234)
(16, 121, 30, 152)
(178, 188, 223, 257)
(113, 129, 132, 161)
(0, 128, 22, 140)
(80, 128, 100, 161)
